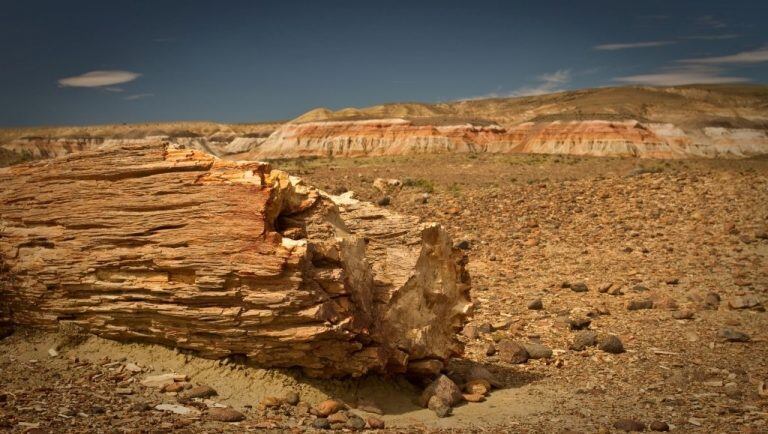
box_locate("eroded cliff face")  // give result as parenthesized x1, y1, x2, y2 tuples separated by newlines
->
(248, 119, 768, 159)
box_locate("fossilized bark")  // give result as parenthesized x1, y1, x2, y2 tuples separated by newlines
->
(0, 142, 471, 377)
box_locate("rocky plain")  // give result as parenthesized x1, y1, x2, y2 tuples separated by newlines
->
(1, 150, 766, 433)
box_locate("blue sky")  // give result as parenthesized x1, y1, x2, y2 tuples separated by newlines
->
(1, 0, 766, 126)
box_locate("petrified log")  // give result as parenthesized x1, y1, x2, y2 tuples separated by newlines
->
(0, 142, 471, 377)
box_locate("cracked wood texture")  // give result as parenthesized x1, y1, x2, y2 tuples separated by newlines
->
(0, 142, 471, 377)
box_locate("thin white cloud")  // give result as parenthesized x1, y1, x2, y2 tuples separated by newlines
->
(614, 65, 749, 86)
(58, 70, 141, 88)
(509, 69, 571, 96)
(104, 87, 124, 93)
(124, 93, 154, 100)
(458, 69, 571, 100)
(679, 46, 768, 64)
(684, 34, 740, 41)
(594, 41, 676, 51)
(697, 15, 727, 29)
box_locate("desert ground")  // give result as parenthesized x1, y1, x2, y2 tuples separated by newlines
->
(1, 151, 766, 433)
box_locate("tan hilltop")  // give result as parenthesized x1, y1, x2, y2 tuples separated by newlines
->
(2, 84, 768, 164)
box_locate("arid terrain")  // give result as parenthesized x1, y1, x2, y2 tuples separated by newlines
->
(1, 150, 766, 433)
(2, 85, 768, 164)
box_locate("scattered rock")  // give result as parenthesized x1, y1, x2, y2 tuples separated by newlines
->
(124, 362, 142, 373)
(521, 342, 553, 359)
(327, 411, 348, 424)
(259, 396, 283, 408)
(367, 416, 385, 429)
(728, 294, 761, 310)
(672, 309, 695, 320)
(527, 298, 544, 310)
(598, 282, 613, 293)
(141, 373, 187, 389)
(407, 359, 443, 377)
(283, 391, 300, 406)
(47, 348, 59, 358)
(613, 419, 646, 432)
(427, 396, 452, 418)
(718, 328, 751, 342)
(570, 282, 589, 293)
(465, 379, 491, 396)
(497, 339, 530, 364)
(455, 240, 471, 250)
(115, 387, 133, 395)
(649, 421, 670, 431)
(419, 375, 463, 407)
(703, 292, 721, 309)
(315, 399, 346, 417)
(129, 402, 151, 412)
(185, 385, 217, 399)
(627, 299, 654, 310)
(346, 415, 366, 430)
(376, 196, 391, 206)
(312, 418, 331, 429)
(484, 342, 496, 356)
(466, 365, 502, 388)
(207, 407, 245, 422)
(568, 317, 591, 330)
(630, 285, 649, 292)
(462, 324, 479, 339)
(162, 382, 184, 393)
(598, 334, 625, 354)
(462, 393, 485, 402)
(570, 331, 598, 351)
(155, 403, 199, 416)
(665, 278, 679, 285)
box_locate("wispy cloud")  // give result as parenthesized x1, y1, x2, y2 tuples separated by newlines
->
(509, 69, 571, 96)
(124, 93, 154, 100)
(697, 15, 727, 29)
(614, 65, 749, 86)
(58, 70, 141, 88)
(459, 69, 571, 100)
(104, 87, 124, 93)
(594, 41, 676, 51)
(679, 46, 768, 64)
(684, 34, 740, 41)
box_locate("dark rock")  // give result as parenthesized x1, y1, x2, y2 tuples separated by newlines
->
(346, 415, 366, 430)
(568, 317, 591, 330)
(703, 292, 721, 309)
(527, 298, 544, 310)
(570, 331, 598, 351)
(497, 339, 529, 364)
(665, 278, 679, 285)
(631, 285, 649, 292)
(627, 299, 654, 311)
(649, 421, 669, 431)
(598, 335, 625, 354)
(718, 328, 751, 342)
(571, 282, 588, 293)
(376, 196, 391, 206)
(455, 240, 471, 250)
(312, 418, 331, 429)
(614, 419, 646, 432)
(484, 342, 496, 356)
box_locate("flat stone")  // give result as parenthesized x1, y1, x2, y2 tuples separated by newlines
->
(207, 407, 245, 422)
(497, 339, 529, 364)
(614, 419, 646, 432)
(155, 403, 199, 416)
(315, 399, 346, 417)
(718, 328, 751, 342)
(627, 299, 654, 310)
(185, 385, 217, 399)
(521, 342, 552, 359)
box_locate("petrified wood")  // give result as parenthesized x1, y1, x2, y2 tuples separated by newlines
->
(0, 142, 471, 377)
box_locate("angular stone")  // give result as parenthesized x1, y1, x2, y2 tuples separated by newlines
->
(497, 339, 529, 364)
(419, 375, 463, 408)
